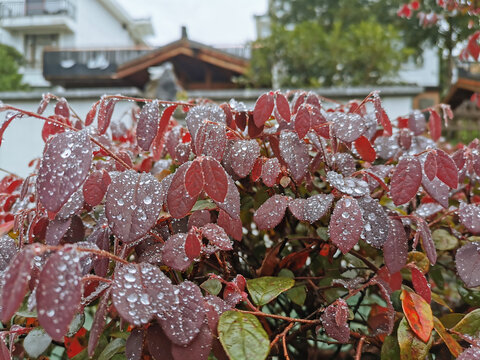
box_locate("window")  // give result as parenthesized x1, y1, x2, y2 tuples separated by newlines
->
(24, 34, 59, 68)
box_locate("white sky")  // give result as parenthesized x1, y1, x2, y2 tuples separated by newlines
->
(116, 0, 269, 47)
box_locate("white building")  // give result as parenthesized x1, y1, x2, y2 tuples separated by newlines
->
(0, 0, 153, 177)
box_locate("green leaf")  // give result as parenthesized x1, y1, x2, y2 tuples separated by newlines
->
(452, 309, 480, 337)
(218, 311, 270, 360)
(439, 313, 464, 329)
(432, 229, 458, 250)
(286, 285, 307, 306)
(191, 199, 217, 212)
(246, 276, 295, 306)
(97, 338, 126, 360)
(397, 317, 432, 360)
(201, 278, 222, 296)
(381, 335, 400, 360)
(23, 328, 52, 358)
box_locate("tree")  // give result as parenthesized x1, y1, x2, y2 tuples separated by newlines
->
(0, 43, 27, 91)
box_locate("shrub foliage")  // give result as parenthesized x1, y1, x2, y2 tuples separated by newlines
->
(0, 90, 480, 359)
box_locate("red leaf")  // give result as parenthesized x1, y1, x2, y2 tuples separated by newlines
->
(187, 210, 211, 230)
(229, 140, 261, 178)
(401, 289, 433, 343)
(36, 249, 82, 341)
(428, 110, 442, 141)
(152, 105, 177, 161)
(235, 111, 247, 131)
(456, 242, 480, 287)
(167, 163, 197, 219)
(85, 102, 98, 126)
(383, 219, 408, 274)
(329, 197, 364, 254)
(55, 98, 70, 119)
(377, 266, 402, 292)
(41, 114, 68, 142)
(408, 110, 427, 135)
(185, 159, 204, 198)
(64, 327, 87, 358)
(354, 136, 376, 162)
(250, 157, 263, 182)
(37, 130, 92, 213)
(0, 112, 20, 146)
(459, 203, 480, 235)
(201, 157, 228, 203)
(409, 264, 431, 303)
(321, 299, 350, 343)
(288, 194, 333, 223)
(147, 323, 174, 360)
(435, 149, 458, 189)
(390, 156, 422, 206)
(357, 196, 389, 248)
(1, 247, 34, 322)
(105, 170, 164, 242)
(373, 95, 392, 135)
(137, 100, 160, 151)
(294, 105, 311, 139)
(185, 228, 202, 260)
(213, 175, 240, 220)
(82, 169, 111, 207)
(125, 328, 145, 360)
(424, 152, 437, 181)
(261, 157, 281, 187)
(247, 112, 264, 138)
(467, 31, 480, 60)
(422, 175, 449, 209)
(254, 194, 289, 230)
(415, 217, 437, 264)
(186, 104, 225, 145)
(220, 103, 234, 128)
(162, 233, 192, 271)
(115, 150, 133, 172)
(275, 92, 291, 122)
(331, 112, 366, 142)
(253, 92, 274, 127)
(97, 99, 116, 135)
(217, 209, 242, 241)
(195, 122, 226, 162)
(171, 324, 212, 360)
(201, 223, 233, 251)
(279, 130, 309, 182)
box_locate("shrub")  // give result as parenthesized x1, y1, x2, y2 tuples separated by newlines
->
(0, 90, 479, 359)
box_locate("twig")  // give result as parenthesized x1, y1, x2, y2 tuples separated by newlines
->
(235, 309, 320, 324)
(355, 336, 366, 360)
(349, 250, 379, 272)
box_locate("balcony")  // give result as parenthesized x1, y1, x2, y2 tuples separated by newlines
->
(43, 47, 153, 87)
(456, 60, 480, 82)
(0, 1, 76, 32)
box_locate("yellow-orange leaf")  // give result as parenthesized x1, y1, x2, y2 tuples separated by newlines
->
(433, 316, 463, 358)
(401, 289, 433, 343)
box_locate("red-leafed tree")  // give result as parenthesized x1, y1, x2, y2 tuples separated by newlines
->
(0, 89, 480, 359)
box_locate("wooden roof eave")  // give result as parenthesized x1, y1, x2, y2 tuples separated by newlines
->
(444, 78, 480, 106)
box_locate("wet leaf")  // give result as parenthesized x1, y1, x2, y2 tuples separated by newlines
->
(452, 309, 480, 338)
(253, 92, 274, 127)
(456, 242, 480, 288)
(184, 159, 204, 198)
(409, 265, 431, 303)
(261, 157, 281, 187)
(195, 122, 226, 162)
(214, 174, 241, 220)
(162, 233, 192, 271)
(125, 328, 145, 360)
(45, 216, 72, 245)
(106, 170, 163, 242)
(416, 217, 437, 265)
(186, 104, 225, 145)
(390, 157, 422, 206)
(111, 262, 175, 326)
(36, 249, 82, 341)
(331, 112, 366, 142)
(37, 130, 92, 213)
(383, 219, 408, 275)
(354, 135, 376, 162)
(185, 228, 202, 260)
(253, 195, 289, 230)
(433, 316, 463, 358)
(400, 289, 433, 343)
(294, 104, 311, 139)
(421, 174, 449, 209)
(459, 203, 480, 235)
(458, 346, 480, 360)
(137, 100, 160, 151)
(357, 196, 389, 248)
(397, 317, 432, 360)
(435, 149, 458, 189)
(171, 323, 212, 360)
(201, 157, 228, 203)
(424, 152, 437, 181)
(1, 247, 34, 322)
(217, 210, 242, 241)
(147, 322, 174, 360)
(218, 311, 270, 360)
(97, 338, 125, 360)
(83, 169, 111, 207)
(201, 223, 233, 251)
(428, 110, 442, 141)
(326, 171, 369, 197)
(246, 276, 294, 306)
(167, 162, 198, 219)
(23, 328, 52, 358)
(158, 281, 206, 346)
(321, 298, 350, 343)
(97, 99, 116, 135)
(230, 140, 260, 178)
(329, 197, 364, 254)
(408, 110, 426, 135)
(275, 93, 290, 122)
(201, 278, 222, 296)
(288, 193, 333, 223)
(88, 290, 110, 357)
(279, 130, 309, 182)
(0, 236, 16, 271)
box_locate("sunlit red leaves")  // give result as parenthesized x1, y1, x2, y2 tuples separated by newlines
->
(105, 170, 163, 242)
(1, 247, 34, 322)
(254, 195, 289, 230)
(329, 197, 364, 254)
(400, 289, 433, 343)
(37, 130, 92, 213)
(354, 136, 376, 162)
(435, 149, 458, 189)
(137, 100, 160, 151)
(321, 298, 350, 343)
(253, 92, 274, 127)
(36, 249, 82, 341)
(82, 169, 111, 207)
(390, 156, 422, 206)
(459, 203, 480, 235)
(456, 242, 480, 288)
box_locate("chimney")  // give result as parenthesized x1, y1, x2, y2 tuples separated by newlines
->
(181, 26, 188, 39)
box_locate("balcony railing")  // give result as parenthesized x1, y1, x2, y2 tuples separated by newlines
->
(0, 1, 76, 20)
(456, 60, 480, 81)
(43, 48, 153, 79)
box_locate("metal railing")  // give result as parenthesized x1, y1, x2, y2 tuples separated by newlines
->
(43, 48, 153, 78)
(0, 1, 76, 19)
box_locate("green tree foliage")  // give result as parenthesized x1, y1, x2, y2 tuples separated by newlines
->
(0, 43, 27, 91)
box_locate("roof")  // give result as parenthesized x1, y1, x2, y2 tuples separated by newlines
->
(444, 78, 480, 110)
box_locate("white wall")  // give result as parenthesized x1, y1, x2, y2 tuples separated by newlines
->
(396, 47, 439, 87)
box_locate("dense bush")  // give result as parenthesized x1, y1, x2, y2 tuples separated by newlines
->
(0, 90, 480, 359)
